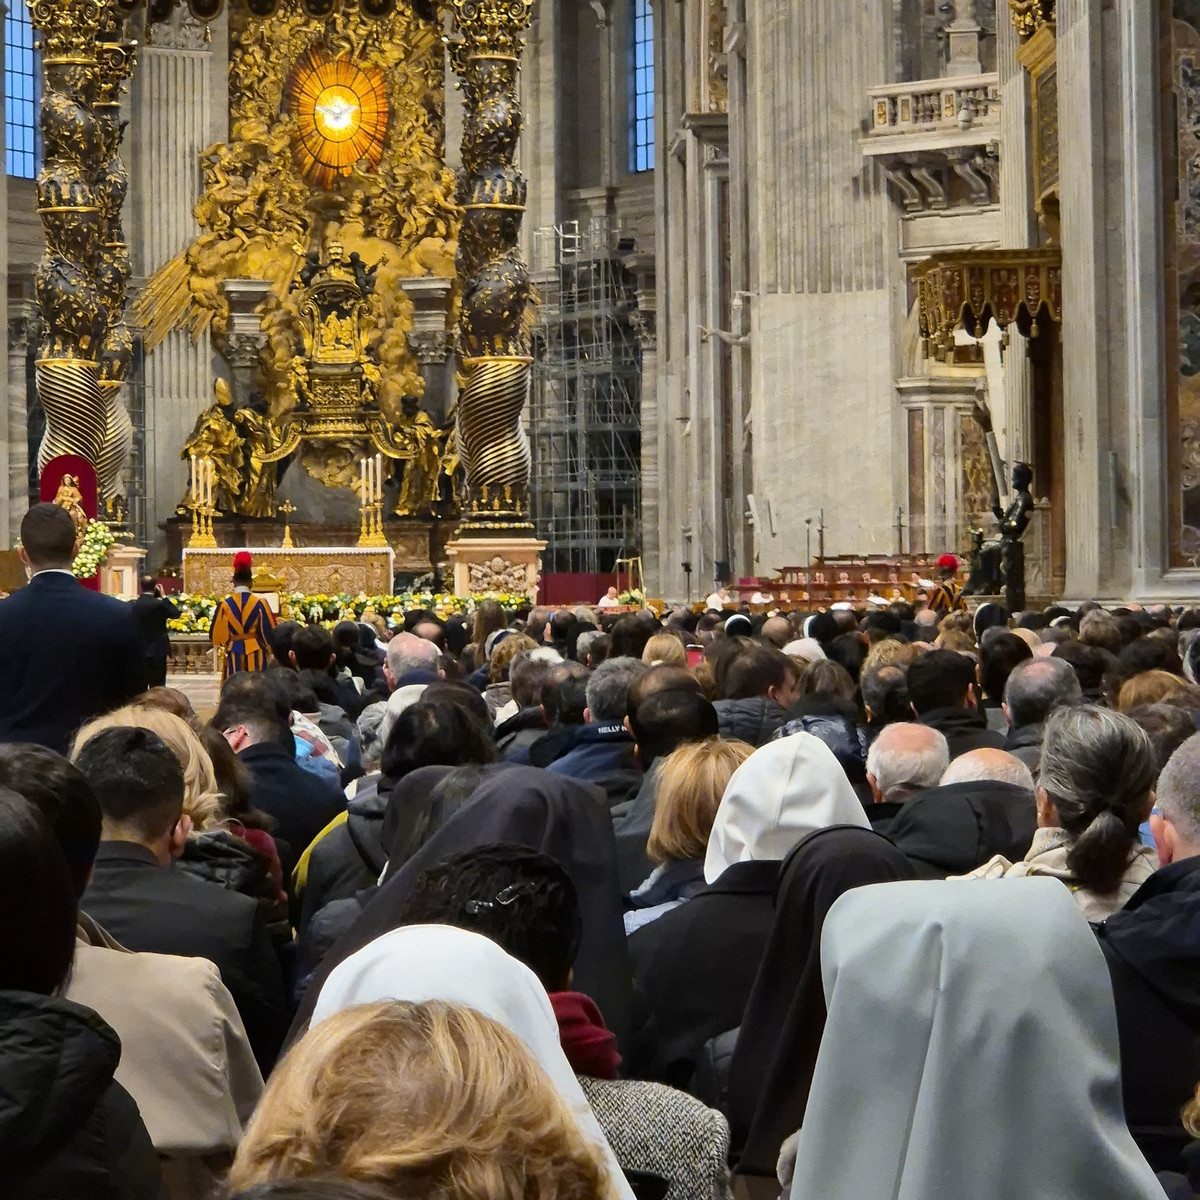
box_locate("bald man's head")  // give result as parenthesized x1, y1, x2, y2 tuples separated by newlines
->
(384, 631, 442, 690)
(940, 748, 1035, 792)
(760, 616, 793, 650)
(865, 722, 949, 805)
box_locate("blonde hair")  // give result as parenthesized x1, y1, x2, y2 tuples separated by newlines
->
(488, 634, 537, 684)
(863, 638, 919, 674)
(1117, 670, 1200, 714)
(73, 704, 225, 832)
(1184, 1083, 1200, 1139)
(648, 736, 755, 865)
(641, 633, 687, 666)
(229, 1000, 611, 1200)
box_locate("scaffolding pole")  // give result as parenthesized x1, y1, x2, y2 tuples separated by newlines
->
(530, 219, 643, 576)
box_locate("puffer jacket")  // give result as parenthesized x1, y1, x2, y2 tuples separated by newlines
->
(774, 714, 870, 801)
(296, 775, 388, 939)
(0, 990, 161, 1200)
(178, 828, 289, 941)
(713, 698, 789, 747)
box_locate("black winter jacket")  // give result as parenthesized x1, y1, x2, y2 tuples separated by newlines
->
(178, 828, 289, 939)
(879, 780, 1037, 878)
(0, 990, 161, 1200)
(297, 775, 388, 940)
(713, 698, 789, 747)
(916, 706, 1007, 760)
(1096, 857, 1200, 1174)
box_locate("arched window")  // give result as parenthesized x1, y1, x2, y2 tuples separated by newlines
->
(5, 5, 39, 178)
(629, 0, 654, 173)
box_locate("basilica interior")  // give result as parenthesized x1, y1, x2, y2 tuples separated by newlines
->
(0, 0, 1193, 605)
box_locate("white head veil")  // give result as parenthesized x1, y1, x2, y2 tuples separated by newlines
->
(787, 877, 1165, 1200)
(704, 732, 868, 884)
(312, 924, 634, 1200)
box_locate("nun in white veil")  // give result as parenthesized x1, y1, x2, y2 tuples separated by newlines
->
(312, 923, 636, 1200)
(704, 731, 868, 884)
(783, 877, 1165, 1200)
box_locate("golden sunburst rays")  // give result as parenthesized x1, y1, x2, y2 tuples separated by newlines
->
(287, 48, 389, 190)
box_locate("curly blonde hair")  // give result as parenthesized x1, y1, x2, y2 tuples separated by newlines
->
(229, 1000, 612, 1200)
(73, 704, 225, 832)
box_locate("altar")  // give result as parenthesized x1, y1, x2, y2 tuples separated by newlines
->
(182, 545, 394, 597)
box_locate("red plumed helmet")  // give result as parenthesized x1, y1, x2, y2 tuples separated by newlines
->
(937, 554, 959, 572)
(232, 551, 253, 574)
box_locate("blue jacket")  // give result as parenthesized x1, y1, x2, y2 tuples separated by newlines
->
(546, 722, 638, 783)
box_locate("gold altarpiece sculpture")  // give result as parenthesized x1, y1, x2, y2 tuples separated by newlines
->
(30, 0, 541, 555)
(26, 0, 137, 503)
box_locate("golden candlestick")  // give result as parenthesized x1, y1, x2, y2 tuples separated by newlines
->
(185, 497, 203, 549)
(278, 499, 297, 549)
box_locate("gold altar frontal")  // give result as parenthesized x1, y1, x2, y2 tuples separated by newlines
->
(182, 545, 395, 596)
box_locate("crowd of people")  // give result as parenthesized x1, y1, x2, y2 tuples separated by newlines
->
(2, 502, 1200, 1199)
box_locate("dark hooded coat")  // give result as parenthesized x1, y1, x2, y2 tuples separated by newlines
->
(726, 827, 916, 1176)
(876, 779, 1037, 878)
(1095, 857, 1200, 1174)
(0, 991, 161, 1200)
(290, 766, 632, 1049)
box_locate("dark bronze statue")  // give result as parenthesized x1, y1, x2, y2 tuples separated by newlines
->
(966, 463, 1034, 611)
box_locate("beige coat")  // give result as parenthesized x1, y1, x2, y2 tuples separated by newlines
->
(960, 826, 1157, 922)
(66, 915, 263, 1199)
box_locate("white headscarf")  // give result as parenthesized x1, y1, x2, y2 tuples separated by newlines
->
(311, 924, 634, 1200)
(787, 877, 1165, 1200)
(782, 637, 826, 664)
(704, 732, 868, 884)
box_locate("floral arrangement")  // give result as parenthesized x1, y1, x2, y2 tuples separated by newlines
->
(619, 588, 645, 606)
(166, 594, 218, 634)
(72, 520, 116, 579)
(166, 591, 532, 636)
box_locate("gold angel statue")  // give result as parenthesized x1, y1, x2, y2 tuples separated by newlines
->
(182, 378, 244, 511)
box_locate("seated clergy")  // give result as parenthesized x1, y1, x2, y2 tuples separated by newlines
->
(77, 725, 291, 1073)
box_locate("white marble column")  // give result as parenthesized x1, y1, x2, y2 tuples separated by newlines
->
(996, 5, 1034, 475)
(127, 10, 218, 561)
(1056, 0, 1107, 597)
(654, 0, 694, 600)
(745, 0, 897, 566)
(6, 305, 31, 543)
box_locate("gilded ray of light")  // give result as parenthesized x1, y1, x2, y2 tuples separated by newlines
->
(287, 48, 389, 190)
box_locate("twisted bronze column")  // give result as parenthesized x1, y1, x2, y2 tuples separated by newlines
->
(93, 14, 136, 500)
(28, 0, 110, 472)
(448, 0, 535, 534)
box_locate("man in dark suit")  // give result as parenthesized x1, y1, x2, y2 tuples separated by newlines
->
(130, 574, 179, 688)
(77, 724, 291, 1073)
(212, 672, 345, 878)
(0, 504, 145, 753)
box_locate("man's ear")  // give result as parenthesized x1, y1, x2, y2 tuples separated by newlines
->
(17, 546, 30, 571)
(383, 662, 395, 690)
(867, 772, 884, 806)
(224, 725, 249, 753)
(168, 814, 193, 860)
(288, 650, 299, 669)
(583, 707, 593, 724)
(1151, 812, 1174, 868)
(1002, 701, 1011, 724)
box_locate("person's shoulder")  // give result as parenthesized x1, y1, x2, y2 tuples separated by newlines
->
(72, 938, 226, 1007)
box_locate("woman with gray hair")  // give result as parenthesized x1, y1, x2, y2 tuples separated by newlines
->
(960, 705, 1157, 920)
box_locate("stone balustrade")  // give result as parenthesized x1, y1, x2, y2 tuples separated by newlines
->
(866, 74, 1000, 143)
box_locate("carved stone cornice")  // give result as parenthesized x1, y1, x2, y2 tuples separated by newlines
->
(913, 248, 1062, 361)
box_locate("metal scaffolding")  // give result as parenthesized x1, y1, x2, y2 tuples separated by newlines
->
(530, 219, 643, 575)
